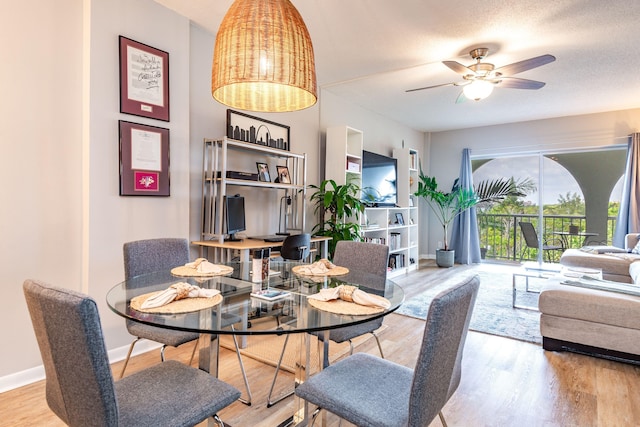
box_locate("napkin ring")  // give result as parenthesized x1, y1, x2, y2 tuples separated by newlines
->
(171, 282, 193, 301)
(339, 285, 357, 302)
(192, 258, 207, 268)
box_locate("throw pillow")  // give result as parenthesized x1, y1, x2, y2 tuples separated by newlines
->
(632, 239, 640, 255)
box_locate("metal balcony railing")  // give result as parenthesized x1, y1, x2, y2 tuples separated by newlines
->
(478, 213, 617, 263)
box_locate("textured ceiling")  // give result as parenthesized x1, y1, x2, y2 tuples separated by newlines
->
(154, 0, 640, 132)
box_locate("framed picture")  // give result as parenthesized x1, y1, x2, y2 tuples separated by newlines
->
(119, 36, 170, 121)
(276, 166, 291, 184)
(256, 162, 271, 182)
(119, 120, 170, 196)
(226, 109, 290, 151)
(395, 212, 404, 225)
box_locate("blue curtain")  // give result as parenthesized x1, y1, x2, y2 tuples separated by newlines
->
(450, 148, 481, 263)
(613, 133, 640, 247)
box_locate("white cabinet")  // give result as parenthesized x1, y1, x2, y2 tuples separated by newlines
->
(325, 126, 363, 187)
(393, 147, 420, 275)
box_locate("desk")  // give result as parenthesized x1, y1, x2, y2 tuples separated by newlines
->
(553, 231, 599, 249)
(193, 236, 331, 263)
(106, 260, 403, 426)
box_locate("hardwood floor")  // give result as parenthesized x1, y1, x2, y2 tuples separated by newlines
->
(2, 261, 640, 427)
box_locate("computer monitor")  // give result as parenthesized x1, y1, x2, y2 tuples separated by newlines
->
(225, 194, 246, 241)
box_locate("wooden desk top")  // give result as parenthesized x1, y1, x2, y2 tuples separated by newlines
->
(192, 236, 331, 250)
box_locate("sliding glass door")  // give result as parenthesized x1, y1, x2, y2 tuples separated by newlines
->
(473, 148, 626, 263)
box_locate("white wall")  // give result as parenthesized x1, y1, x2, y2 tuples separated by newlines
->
(426, 109, 640, 256)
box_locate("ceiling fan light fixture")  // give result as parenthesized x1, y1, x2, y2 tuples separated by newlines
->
(463, 80, 494, 101)
(211, 0, 317, 112)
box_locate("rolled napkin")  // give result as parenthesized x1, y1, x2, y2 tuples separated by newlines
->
(308, 284, 390, 309)
(296, 259, 339, 275)
(185, 258, 225, 274)
(141, 282, 221, 309)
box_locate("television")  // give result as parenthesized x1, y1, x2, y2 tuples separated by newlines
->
(361, 150, 398, 206)
(225, 194, 246, 241)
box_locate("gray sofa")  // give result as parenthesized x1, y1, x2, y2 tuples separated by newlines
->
(540, 233, 640, 363)
(559, 233, 640, 283)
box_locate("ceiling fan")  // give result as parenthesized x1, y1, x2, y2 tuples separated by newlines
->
(406, 48, 556, 102)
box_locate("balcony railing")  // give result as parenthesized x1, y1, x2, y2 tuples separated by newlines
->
(478, 213, 616, 262)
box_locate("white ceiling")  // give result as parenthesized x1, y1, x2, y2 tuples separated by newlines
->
(154, 0, 640, 132)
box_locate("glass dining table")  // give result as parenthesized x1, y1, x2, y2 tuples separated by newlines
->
(106, 260, 404, 426)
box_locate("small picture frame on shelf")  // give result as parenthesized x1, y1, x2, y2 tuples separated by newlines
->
(395, 212, 404, 225)
(276, 166, 291, 184)
(256, 162, 271, 182)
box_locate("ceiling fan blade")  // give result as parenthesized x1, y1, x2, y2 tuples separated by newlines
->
(494, 54, 556, 76)
(405, 82, 457, 93)
(443, 60, 476, 75)
(496, 77, 546, 89)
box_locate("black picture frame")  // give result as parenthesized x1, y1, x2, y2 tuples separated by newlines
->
(119, 36, 170, 122)
(395, 212, 404, 225)
(256, 162, 271, 182)
(119, 120, 170, 196)
(276, 166, 291, 184)
(226, 109, 290, 151)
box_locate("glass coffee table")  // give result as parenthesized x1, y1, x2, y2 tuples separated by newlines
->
(512, 262, 563, 310)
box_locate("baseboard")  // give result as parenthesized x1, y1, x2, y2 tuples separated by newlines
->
(0, 340, 161, 393)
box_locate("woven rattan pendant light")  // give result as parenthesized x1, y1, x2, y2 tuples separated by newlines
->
(212, 0, 317, 112)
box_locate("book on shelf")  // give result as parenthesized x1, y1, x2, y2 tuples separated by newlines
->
(250, 289, 290, 301)
(363, 236, 386, 245)
(388, 253, 406, 270)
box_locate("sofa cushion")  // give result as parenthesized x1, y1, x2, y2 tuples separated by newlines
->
(539, 282, 640, 330)
(630, 262, 640, 284)
(560, 248, 639, 279)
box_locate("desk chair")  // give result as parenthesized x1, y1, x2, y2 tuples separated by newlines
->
(295, 275, 480, 427)
(23, 279, 240, 427)
(267, 240, 389, 407)
(280, 233, 311, 261)
(519, 221, 563, 262)
(122, 238, 252, 404)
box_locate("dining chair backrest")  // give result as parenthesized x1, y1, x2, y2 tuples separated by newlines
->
(409, 275, 479, 426)
(333, 240, 389, 278)
(519, 222, 540, 249)
(280, 233, 311, 261)
(123, 238, 190, 282)
(23, 279, 119, 425)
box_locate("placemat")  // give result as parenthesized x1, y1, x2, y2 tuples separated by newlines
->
(170, 264, 234, 277)
(308, 297, 388, 315)
(130, 292, 223, 314)
(292, 265, 349, 276)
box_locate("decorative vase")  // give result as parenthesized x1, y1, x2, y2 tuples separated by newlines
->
(436, 249, 455, 268)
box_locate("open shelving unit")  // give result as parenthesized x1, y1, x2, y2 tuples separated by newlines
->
(201, 137, 307, 242)
(325, 125, 420, 278)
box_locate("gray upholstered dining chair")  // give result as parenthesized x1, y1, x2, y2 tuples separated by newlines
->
(295, 274, 480, 427)
(23, 279, 240, 427)
(121, 238, 252, 404)
(267, 240, 390, 407)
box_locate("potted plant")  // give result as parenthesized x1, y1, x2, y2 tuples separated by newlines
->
(415, 170, 532, 267)
(414, 172, 479, 267)
(309, 179, 365, 258)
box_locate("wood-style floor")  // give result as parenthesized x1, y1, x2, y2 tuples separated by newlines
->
(2, 261, 640, 427)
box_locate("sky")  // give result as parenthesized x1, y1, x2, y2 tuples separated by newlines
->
(473, 156, 623, 205)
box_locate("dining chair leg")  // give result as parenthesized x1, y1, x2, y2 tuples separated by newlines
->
(230, 325, 253, 406)
(187, 340, 198, 366)
(119, 337, 142, 379)
(267, 334, 294, 407)
(438, 411, 449, 427)
(371, 331, 385, 358)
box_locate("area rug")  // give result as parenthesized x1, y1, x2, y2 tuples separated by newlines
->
(395, 263, 542, 344)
